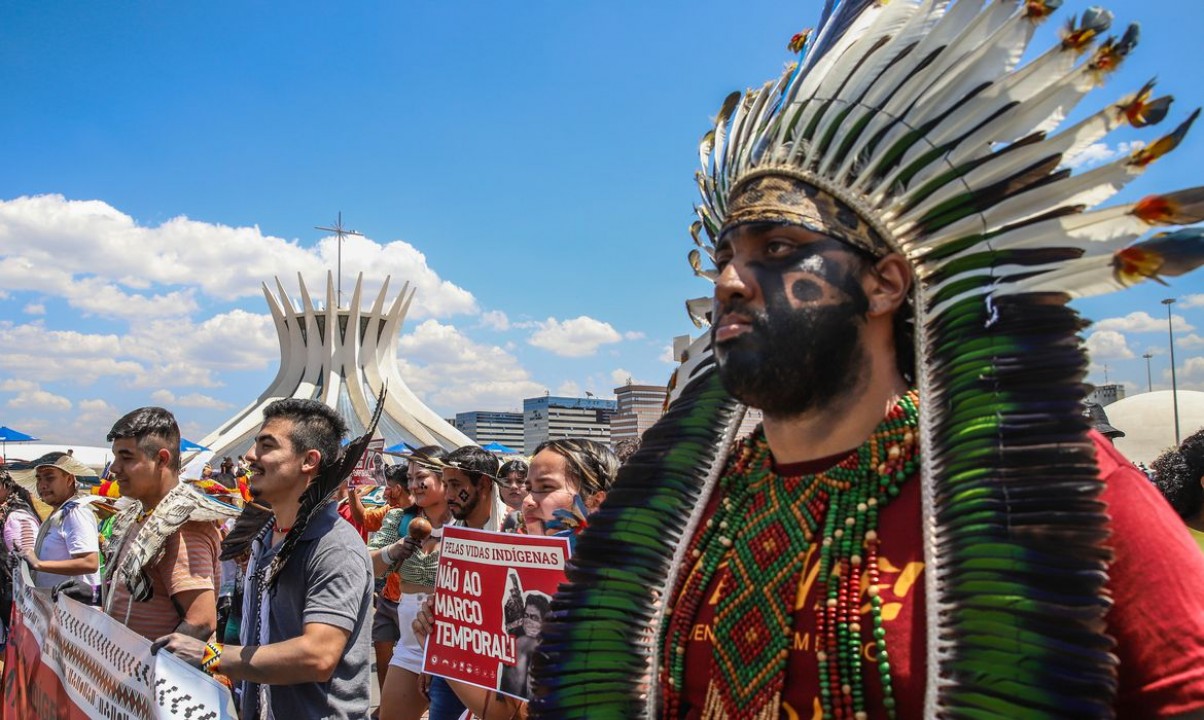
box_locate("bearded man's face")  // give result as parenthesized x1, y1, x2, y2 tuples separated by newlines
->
(711, 222, 871, 417)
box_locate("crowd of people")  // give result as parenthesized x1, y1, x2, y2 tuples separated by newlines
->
(4, 0, 1204, 718)
(0, 400, 623, 720)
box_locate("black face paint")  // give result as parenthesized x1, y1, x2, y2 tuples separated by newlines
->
(714, 239, 870, 416)
(790, 278, 824, 302)
(449, 482, 483, 521)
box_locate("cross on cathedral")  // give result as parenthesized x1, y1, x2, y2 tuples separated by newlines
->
(316, 212, 364, 309)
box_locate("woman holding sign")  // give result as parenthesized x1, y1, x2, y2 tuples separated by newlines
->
(412, 438, 619, 720)
(374, 446, 453, 720)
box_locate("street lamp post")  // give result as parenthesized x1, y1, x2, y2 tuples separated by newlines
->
(1161, 298, 1181, 445)
(1142, 352, 1153, 393)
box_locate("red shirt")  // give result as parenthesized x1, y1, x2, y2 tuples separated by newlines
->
(676, 431, 1204, 718)
(336, 500, 368, 542)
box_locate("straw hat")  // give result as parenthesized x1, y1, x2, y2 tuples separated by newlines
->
(8, 451, 99, 490)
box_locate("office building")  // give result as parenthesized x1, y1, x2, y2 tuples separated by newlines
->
(611, 384, 668, 443)
(523, 395, 617, 454)
(454, 411, 525, 450)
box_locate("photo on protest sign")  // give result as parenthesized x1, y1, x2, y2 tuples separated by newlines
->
(421, 526, 570, 700)
(349, 437, 386, 487)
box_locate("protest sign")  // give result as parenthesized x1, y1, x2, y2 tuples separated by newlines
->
(422, 526, 570, 700)
(2, 561, 236, 720)
(350, 437, 386, 487)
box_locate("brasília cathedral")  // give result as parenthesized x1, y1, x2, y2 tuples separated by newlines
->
(195, 272, 470, 461)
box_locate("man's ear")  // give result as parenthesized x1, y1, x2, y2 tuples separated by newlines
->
(865, 253, 912, 318)
(157, 446, 173, 467)
(301, 448, 323, 475)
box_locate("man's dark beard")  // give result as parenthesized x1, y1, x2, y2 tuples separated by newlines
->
(450, 487, 480, 521)
(714, 294, 867, 417)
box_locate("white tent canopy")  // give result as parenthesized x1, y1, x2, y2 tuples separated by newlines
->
(2, 443, 112, 474)
(1107, 390, 1204, 465)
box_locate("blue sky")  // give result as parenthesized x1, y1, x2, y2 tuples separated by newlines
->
(1, 0, 1202, 446)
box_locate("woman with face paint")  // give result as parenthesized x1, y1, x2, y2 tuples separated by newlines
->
(522, 439, 618, 538)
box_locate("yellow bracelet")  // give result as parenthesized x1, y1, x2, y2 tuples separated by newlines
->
(201, 642, 223, 675)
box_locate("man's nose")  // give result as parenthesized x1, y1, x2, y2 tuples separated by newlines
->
(714, 257, 754, 306)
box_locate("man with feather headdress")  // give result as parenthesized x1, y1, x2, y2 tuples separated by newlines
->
(154, 398, 374, 720)
(530, 1, 1204, 718)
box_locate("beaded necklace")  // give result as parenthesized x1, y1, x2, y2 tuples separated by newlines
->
(661, 390, 919, 719)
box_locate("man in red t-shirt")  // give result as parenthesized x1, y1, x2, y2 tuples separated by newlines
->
(645, 9, 1204, 712)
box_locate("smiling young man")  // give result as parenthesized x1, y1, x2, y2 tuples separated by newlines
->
(14, 452, 100, 592)
(103, 406, 224, 641)
(154, 398, 373, 720)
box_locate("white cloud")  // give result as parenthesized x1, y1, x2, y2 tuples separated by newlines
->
(1063, 140, 1145, 171)
(659, 344, 677, 364)
(397, 319, 544, 412)
(623, 331, 646, 341)
(556, 381, 582, 397)
(78, 398, 117, 415)
(7, 384, 72, 412)
(478, 310, 510, 331)
(0, 309, 277, 391)
(610, 369, 636, 387)
(0, 379, 37, 392)
(23, 303, 45, 315)
(150, 389, 233, 410)
(1084, 330, 1134, 360)
(1181, 294, 1204, 310)
(1174, 357, 1204, 391)
(527, 316, 623, 358)
(0, 194, 477, 322)
(1179, 333, 1204, 349)
(1094, 311, 1195, 334)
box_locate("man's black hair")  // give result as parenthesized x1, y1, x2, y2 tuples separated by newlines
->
(445, 445, 500, 484)
(106, 406, 182, 472)
(499, 459, 529, 478)
(1151, 428, 1204, 520)
(261, 398, 349, 472)
(384, 459, 410, 485)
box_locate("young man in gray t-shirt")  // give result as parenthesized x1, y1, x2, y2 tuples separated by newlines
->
(154, 399, 373, 719)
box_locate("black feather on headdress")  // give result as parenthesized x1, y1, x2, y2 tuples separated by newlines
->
(219, 502, 274, 561)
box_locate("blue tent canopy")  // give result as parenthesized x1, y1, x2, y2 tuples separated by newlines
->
(0, 426, 38, 443)
(482, 441, 519, 454)
(180, 438, 210, 452)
